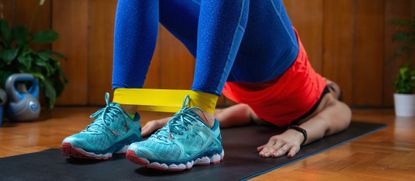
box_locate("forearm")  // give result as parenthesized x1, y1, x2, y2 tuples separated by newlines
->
(256, 98, 352, 158)
(298, 101, 352, 145)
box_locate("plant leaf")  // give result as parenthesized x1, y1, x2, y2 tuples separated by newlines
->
(35, 58, 53, 76)
(37, 49, 66, 60)
(0, 19, 12, 46)
(391, 19, 411, 26)
(37, 50, 50, 61)
(56, 65, 68, 85)
(395, 65, 415, 93)
(17, 53, 32, 69)
(32, 30, 59, 44)
(30, 72, 45, 81)
(0, 48, 19, 64)
(42, 79, 57, 108)
(50, 51, 65, 59)
(12, 26, 29, 46)
(393, 32, 409, 41)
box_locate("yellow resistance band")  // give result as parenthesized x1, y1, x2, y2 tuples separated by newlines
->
(113, 88, 218, 114)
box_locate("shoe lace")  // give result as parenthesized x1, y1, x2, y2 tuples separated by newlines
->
(83, 93, 124, 134)
(152, 95, 203, 140)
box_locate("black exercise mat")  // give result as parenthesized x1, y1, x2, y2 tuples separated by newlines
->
(0, 121, 385, 181)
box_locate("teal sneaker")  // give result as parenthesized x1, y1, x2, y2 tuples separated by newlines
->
(61, 93, 141, 160)
(126, 96, 224, 171)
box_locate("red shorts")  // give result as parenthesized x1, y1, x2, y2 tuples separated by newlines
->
(222, 31, 327, 127)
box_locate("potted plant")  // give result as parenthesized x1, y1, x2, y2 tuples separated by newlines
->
(392, 17, 415, 117)
(394, 65, 415, 117)
(0, 1, 66, 108)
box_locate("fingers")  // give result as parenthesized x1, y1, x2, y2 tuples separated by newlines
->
(273, 144, 291, 157)
(257, 145, 265, 152)
(258, 136, 301, 158)
(258, 139, 275, 157)
(141, 118, 170, 137)
(264, 141, 284, 157)
(287, 145, 300, 158)
(259, 137, 284, 157)
(141, 121, 157, 137)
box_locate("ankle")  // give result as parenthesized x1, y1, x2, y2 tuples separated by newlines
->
(192, 109, 215, 128)
(121, 104, 137, 115)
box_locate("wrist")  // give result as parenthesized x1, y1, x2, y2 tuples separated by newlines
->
(288, 125, 307, 146)
(286, 128, 305, 145)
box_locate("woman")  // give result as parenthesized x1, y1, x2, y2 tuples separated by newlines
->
(62, 0, 351, 172)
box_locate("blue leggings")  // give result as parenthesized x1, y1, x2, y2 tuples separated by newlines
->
(112, 0, 298, 96)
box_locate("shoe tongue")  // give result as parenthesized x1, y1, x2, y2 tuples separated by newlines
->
(110, 103, 136, 120)
(110, 103, 121, 110)
(86, 103, 122, 132)
(184, 107, 199, 116)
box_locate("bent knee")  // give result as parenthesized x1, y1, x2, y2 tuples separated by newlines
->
(324, 100, 352, 135)
(338, 101, 352, 128)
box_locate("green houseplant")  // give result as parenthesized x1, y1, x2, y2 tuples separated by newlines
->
(395, 65, 415, 94)
(392, 17, 415, 117)
(0, 19, 67, 108)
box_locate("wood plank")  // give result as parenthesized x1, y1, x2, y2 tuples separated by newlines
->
(87, 0, 117, 105)
(284, 0, 324, 73)
(9, 0, 52, 52)
(413, 0, 415, 17)
(383, 0, 414, 106)
(0, 0, 15, 23)
(53, 0, 89, 105)
(322, 0, 354, 104)
(159, 26, 195, 89)
(353, 0, 385, 106)
(13, 0, 51, 32)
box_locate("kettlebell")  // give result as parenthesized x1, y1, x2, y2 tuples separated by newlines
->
(0, 88, 7, 126)
(5, 73, 41, 121)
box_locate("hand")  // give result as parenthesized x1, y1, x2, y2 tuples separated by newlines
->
(141, 117, 170, 137)
(257, 129, 304, 158)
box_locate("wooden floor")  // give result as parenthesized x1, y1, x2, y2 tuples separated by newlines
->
(0, 108, 414, 180)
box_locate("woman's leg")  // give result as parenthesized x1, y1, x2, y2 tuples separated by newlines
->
(112, 0, 159, 89)
(61, 0, 159, 159)
(158, 0, 250, 127)
(126, 0, 251, 171)
(142, 0, 296, 132)
(227, 0, 299, 83)
(191, 0, 249, 96)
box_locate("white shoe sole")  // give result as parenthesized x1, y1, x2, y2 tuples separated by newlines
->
(126, 150, 225, 172)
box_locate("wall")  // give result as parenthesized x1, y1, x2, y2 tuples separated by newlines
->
(1, 0, 414, 107)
